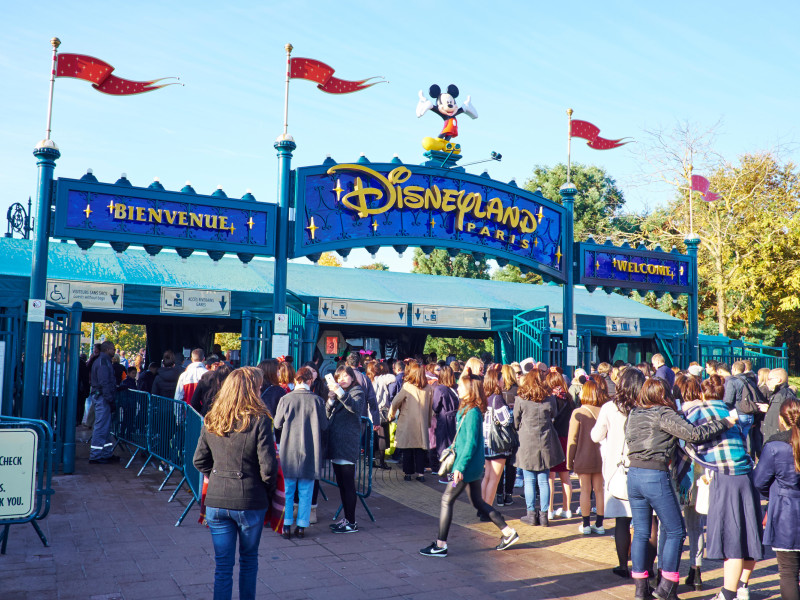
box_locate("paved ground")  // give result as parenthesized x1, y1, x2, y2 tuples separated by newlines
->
(0, 434, 783, 599)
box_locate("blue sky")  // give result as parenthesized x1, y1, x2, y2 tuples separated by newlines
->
(2, 1, 798, 271)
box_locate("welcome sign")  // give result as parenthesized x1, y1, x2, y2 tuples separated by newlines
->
(292, 161, 567, 280)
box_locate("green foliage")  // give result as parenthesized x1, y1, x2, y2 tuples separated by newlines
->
(524, 163, 628, 241)
(318, 252, 342, 267)
(357, 262, 389, 271)
(490, 264, 542, 285)
(411, 248, 489, 279)
(424, 336, 493, 361)
(214, 332, 241, 352)
(81, 322, 146, 356)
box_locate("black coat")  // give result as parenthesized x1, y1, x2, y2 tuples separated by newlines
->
(431, 385, 459, 456)
(763, 384, 797, 441)
(193, 414, 277, 511)
(753, 430, 800, 550)
(152, 365, 182, 398)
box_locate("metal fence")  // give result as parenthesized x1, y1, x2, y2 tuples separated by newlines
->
(319, 416, 375, 522)
(179, 407, 204, 526)
(0, 416, 55, 554)
(699, 342, 789, 372)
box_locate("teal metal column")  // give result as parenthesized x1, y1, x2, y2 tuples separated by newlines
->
(22, 140, 60, 419)
(685, 237, 700, 364)
(559, 182, 577, 378)
(272, 137, 296, 334)
(62, 301, 83, 474)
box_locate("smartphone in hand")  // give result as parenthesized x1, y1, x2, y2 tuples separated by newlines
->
(325, 373, 336, 387)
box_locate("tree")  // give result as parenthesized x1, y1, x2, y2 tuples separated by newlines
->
(491, 264, 542, 285)
(411, 248, 489, 279)
(317, 252, 343, 267)
(81, 322, 146, 356)
(357, 262, 389, 271)
(524, 163, 627, 241)
(424, 335, 493, 361)
(214, 332, 241, 353)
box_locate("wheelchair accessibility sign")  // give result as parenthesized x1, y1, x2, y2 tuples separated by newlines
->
(46, 279, 124, 311)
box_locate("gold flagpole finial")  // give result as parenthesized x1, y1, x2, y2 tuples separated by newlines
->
(51, 37, 61, 49)
(567, 108, 573, 118)
(285, 43, 293, 54)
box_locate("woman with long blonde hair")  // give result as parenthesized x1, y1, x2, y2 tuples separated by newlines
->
(193, 367, 278, 600)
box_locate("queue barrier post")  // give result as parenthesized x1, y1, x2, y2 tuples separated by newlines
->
(113, 388, 151, 469)
(177, 406, 204, 526)
(320, 416, 375, 522)
(148, 394, 187, 499)
(0, 416, 55, 554)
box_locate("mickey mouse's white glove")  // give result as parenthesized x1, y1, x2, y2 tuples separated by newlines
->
(416, 90, 433, 118)
(462, 95, 478, 119)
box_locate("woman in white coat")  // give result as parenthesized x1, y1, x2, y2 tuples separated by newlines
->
(591, 367, 646, 579)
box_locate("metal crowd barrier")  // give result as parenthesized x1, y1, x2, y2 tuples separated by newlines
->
(178, 407, 204, 526)
(320, 416, 375, 522)
(0, 416, 55, 554)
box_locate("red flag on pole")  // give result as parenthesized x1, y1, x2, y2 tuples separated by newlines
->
(56, 53, 177, 95)
(288, 57, 383, 94)
(691, 175, 720, 202)
(570, 119, 631, 150)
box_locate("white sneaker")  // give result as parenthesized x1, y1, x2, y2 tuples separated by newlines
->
(554, 508, 564, 518)
(547, 510, 554, 520)
(590, 525, 605, 535)
(309, 506, 317, 525)
(578, 524, 591, 535)
(576, 507, 581, 516)
(565, 509, 573, 519)
(737, 588, 750, 600)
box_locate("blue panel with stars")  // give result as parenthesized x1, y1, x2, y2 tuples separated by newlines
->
(53, 178, 276, 256)
(292, 161, 567, 281)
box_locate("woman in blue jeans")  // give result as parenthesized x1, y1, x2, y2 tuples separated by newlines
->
(625, 377, 735, 600)
(194, 367, 278, 600)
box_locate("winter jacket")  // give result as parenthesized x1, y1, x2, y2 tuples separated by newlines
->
(653, 365, 675, 388)
(625, 405, 731, 471)
(353, 369, 381, 425)
(552, 393, 574, 437)
(723, 373, 765, 413)
(753, 430, 800, 551)
(326, 384, 365, 463)
(502, 384, 518, 410)
(372, 373, 397, 422)
(137, 370, 156, 393)
(192, 414, 278, 511)
(452, 407, 484, 482)
(566, 404, 602, 473)
(151, 365, 182, 398)
(273, 388, 329, 480)
(431, 385, 459, 457)
(90, 353, 116, 403)
(763, 383, 797, 441)
(388, 382, 433, 450)
(261, 385, 287, 420)
(175, 361, 208, 405)
(514, 396, 564, 471)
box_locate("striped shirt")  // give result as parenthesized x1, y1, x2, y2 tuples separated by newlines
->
(677, 399, 752, 476)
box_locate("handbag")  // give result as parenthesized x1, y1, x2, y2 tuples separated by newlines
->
(486, 406, 519, 455)
(694, 471, 713, 515)
(438, 412, 467, 477)
(608, 418, 631, 501)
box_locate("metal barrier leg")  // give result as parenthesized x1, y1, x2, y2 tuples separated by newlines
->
(168, 475, 187, 503)
(125, 448, 141, 469)
(0, 525, 8, 555)
(175, 498, 197, 527)
(359, 496, 375, 522)
(31, 520, 49, 547)
(137, 454, 153, 477)
(158, 466, 175, 491)
(319, 486, 328, 502)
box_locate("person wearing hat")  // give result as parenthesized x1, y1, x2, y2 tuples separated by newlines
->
(687, 364, 704, 378)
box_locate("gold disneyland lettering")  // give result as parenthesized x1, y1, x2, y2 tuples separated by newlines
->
(327, 164, 541, 247)
(110, 202, 234, 234)
(613, 258, 674, 278)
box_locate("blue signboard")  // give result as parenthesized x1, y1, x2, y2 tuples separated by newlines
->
(577, 239, 692, 294)
(291, 161, 567, 281)
(53, 178, 277, 258)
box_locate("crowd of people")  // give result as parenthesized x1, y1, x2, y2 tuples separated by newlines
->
(84, 341, 800, 600)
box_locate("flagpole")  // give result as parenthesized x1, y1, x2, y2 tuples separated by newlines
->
(45, 37, 61, 141)
(566, 108, 573, 184)
(687, 159, 694, 237)
(282, 43, 293, 137)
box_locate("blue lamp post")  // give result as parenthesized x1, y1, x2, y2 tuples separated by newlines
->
(272, 135, 296, 327)
(685, 237, 700, 363)
(559, 181, 576, 379)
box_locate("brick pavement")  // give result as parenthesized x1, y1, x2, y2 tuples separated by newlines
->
(0, 437, 783, 599)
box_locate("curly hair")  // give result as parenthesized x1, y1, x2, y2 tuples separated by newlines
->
(204, 367, 269, 436)
(517, 370, 549, 403)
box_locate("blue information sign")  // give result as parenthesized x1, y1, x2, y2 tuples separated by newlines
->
(577, 240, 692, 294)
(292, 161, 567, 280)
(53, 178, 276, 257)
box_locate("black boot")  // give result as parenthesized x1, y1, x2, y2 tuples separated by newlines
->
(520, 511, 537, 526)
(540, 511, 549, 527)
(652, 577, 679, 600)
(634, 578, 654, 600)
(692, 567, 703, 591)
(684, 567, 695, 589)
(534, 509, 541, 526)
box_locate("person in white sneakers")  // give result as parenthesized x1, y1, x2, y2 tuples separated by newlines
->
(175, 348, 208, 406)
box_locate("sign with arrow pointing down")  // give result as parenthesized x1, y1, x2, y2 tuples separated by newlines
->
(47, 279, 124, 311)
(411, 305, 491, 330)
(318, 298, 407, 326)
(161, 287, 231, 316)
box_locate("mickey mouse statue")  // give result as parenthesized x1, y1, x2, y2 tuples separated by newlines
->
(416, 84, 478, 154)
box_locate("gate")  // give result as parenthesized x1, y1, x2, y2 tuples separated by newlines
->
(39, 301, 82, 473)
(513, 306, 550, 364)
(240, 295, 309, 366)
(0, 303, 25, 417)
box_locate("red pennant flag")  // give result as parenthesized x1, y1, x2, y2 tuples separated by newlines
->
(56, 53, 177, 96)
(570, 119, 631, 150)
(289, 57, 382, 94)
(691, 175, 720, 202)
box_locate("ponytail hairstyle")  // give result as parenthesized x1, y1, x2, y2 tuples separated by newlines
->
(779, 397, 800, 473)
(458, 367, 487, 414)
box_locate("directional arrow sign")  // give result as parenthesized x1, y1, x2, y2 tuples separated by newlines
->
(411, 305, 491, 330)
(161, 287, 231, 316)
(318, 298, 406, 326)
(219, 295, 227, 311)
(605, 316, 641, 337)
(46, 279, 124, 311)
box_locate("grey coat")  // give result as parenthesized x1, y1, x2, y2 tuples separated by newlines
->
(513, 396, 565, 471)
(326, 384, 365, 463)
(273, 388, 329, 480)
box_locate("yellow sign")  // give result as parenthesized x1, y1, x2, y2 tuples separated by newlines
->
(110, 202, 234, 234)
(612, 259, 674, 278)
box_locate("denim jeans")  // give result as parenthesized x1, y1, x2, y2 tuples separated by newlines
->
(205, 507, 267, 600)
(284, 478, 314, 527)
(628, 467, 686, 575)
(523, 469, 550, 512)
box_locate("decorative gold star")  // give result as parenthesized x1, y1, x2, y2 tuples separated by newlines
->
(533, 237, 539, 247)
(229, 224, 236, 234)
(595, 260, 600, 271)
(84, 204, 92, 219)
(247, 217, 255, 229)
(107, 200, 115, 214)
(429, 218, 436, 229)
(555, 247, 563, 264)
(307, 216, 319, 239)
(333, 178, 344, 202)
(537, 206, 544, 223)
(372, 220, 379, 232)
(679, 266, 684, 276)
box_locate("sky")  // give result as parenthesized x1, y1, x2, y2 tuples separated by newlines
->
(2, 1, 799, 272)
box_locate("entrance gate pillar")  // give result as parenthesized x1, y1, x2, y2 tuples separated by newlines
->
(22, 141, 60, 419)
(685, 237, 700, 365)
(559, 182, 577, 379)
(272, 136, 297, 349)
